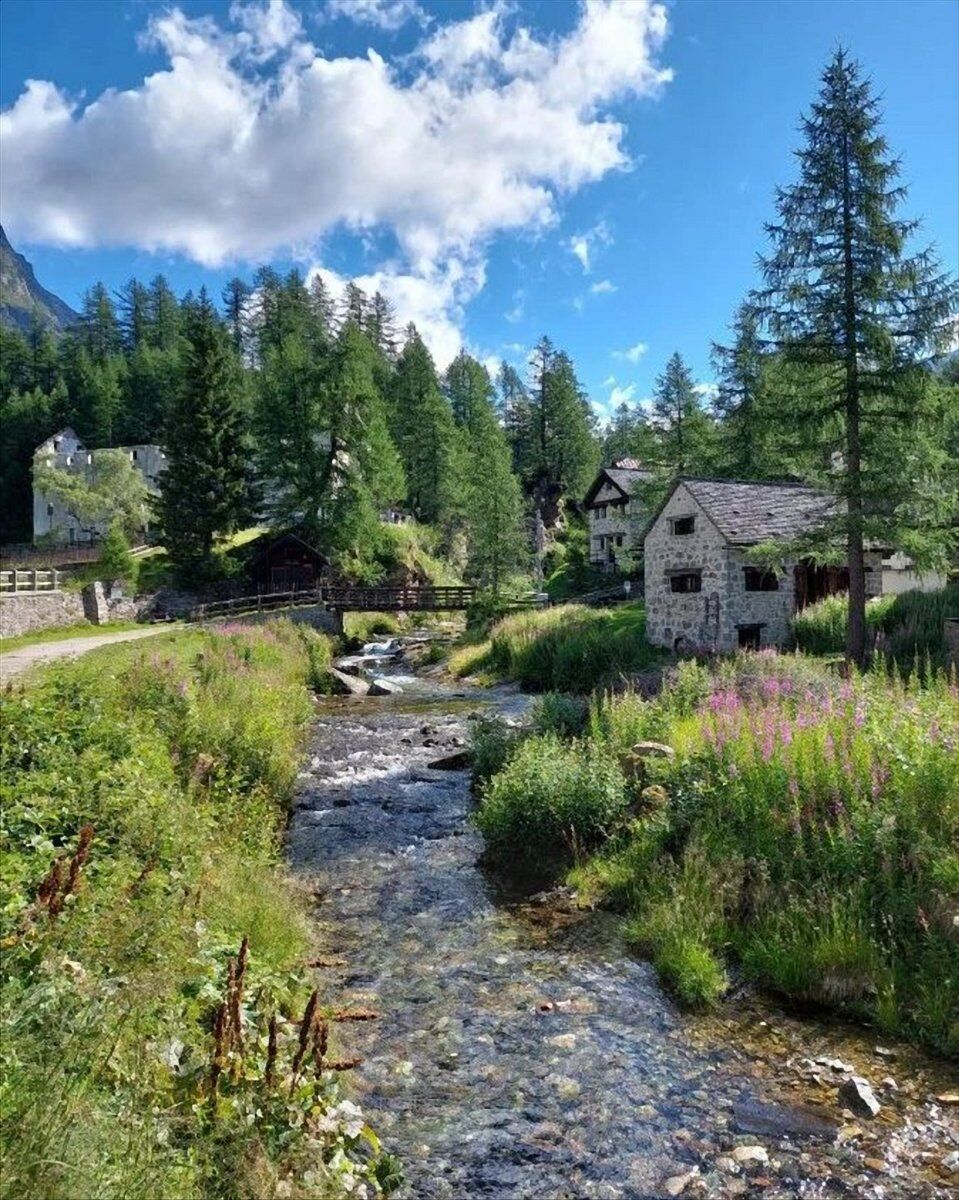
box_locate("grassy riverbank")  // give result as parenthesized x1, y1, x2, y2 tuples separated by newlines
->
(473, 653, 959, 1055)
(450, 602, 661, 692)
(0, 623, 397, 1199)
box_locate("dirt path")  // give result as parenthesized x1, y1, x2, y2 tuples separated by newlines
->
(1, 626, 178, 682)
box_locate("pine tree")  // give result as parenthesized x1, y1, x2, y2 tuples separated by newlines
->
(463, 402, 526, 593)
(117, 279, 151, 351)
(513, 337, 599, 524)
(80, 283, 121, 362)
(444, 351, 496, 434)
(156, 293, 252, 583)
(650, 352, 712, 474)
(221, 277, 251, 358)
(712, 304, 773, 478)
(391, 327, 460, 525)
(146, 276, 181, 351)
(754, 49, 958, 663)
(98, 520, 138, 586)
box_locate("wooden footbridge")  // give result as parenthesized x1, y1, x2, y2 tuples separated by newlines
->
(191, 585, 545, 622)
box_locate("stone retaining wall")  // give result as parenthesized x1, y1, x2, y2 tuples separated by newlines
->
(1, 584, 153, 639)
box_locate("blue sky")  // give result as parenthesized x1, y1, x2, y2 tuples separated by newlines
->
(1, 0, 956, 419)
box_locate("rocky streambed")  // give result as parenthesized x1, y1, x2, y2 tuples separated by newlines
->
(287, 643, 958, 1199)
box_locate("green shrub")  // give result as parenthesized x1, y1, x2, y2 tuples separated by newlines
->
(476, 734, 626, 861)
(470, 716, 525, 784)
(98, 520, 139, 589)
(532, 692, 588, 738)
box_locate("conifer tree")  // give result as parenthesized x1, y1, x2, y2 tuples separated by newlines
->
(513, 337, 598, 523)
(754, 49, 958, 663)
(146, 276, 181, 351)
(463, 402, 526, 593)
(80, 283, 121, 362)
(156, 293, 252, 583)
(117, 279, 151, 351)
(391, 326, 459, 525)
(221, 277, 251, 358)
(444, 351, 496, 434)
(712, 304, 774, 478)
(650, 352, 713, 474)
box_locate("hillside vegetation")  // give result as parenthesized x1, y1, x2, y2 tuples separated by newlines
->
(0, 623, 398, 1199)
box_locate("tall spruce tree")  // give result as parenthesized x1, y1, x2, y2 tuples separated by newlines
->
(156, 292, 252, 583)
(513, 337, 598, 525)
(464, 402, 527, 593)
(391, 326, 459, 525)
(754, 49, 957, 663)
(712, 305, 774, 478)
(650, 352, 713, 474)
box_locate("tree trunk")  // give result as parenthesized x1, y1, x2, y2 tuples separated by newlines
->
(840, 116, 867, 666)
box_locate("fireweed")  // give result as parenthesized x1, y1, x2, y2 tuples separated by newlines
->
(0, 623, 397, 1199)
(477, 652, 959, 1052)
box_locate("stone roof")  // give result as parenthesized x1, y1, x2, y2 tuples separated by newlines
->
(679, 478, 834, 545)
(584, 463, 655, 506)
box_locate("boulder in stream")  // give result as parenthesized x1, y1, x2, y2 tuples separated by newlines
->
(328, 667, 370, 697)
(427, 749, 473, 770)
(369, 677, 403, 696)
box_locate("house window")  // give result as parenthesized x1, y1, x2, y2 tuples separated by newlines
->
(596, 504, 607, 520)
(743, 567, 779, 592)
(616, 534, 624, 547)
(132, 449, 139, 461)
(738, 624, 763, 650)
(47, 503, 54, 517)
(671, 516, 696, 535)
(669, 571, 702, 594)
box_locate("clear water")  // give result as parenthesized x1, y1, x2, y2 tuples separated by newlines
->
(287, 676, 958, 1200)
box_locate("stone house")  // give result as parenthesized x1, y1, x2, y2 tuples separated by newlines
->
(583, 459, 654, 572)
(642, 477, 889, 653)
(33, 427, 166, 544)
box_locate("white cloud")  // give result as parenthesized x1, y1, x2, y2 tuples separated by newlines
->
(326, 0, 428, 32)
(505, 289, 525, 324)
(0, 0, 672, 361)
(694, 381, 719, 404)
(590, 278, 616, 295)
(566, 219, 612, 273)
(602, 374, 616, 387)
(614, 341, 648, 363)
(609, 382, 636, 405)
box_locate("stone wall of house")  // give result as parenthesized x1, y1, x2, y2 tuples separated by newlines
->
(644, 484, 799, 652)
(644, 485, 729, 650)
(587, 482, 643, 567)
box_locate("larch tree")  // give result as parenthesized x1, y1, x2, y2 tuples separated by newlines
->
(464, 402, 527, 593)
(156, 292, 253, 583)
(391, 326, 459, 525)
(711, 304, 775, 479)
(650, 351, 714, 474)
(754, 49, 957, 664)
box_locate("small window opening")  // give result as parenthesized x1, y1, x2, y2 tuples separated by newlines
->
(672, 515, 695, 535)
(669, 571, 702, 594)
(743, 567, 779, 592)
(738, 624, 762, 650)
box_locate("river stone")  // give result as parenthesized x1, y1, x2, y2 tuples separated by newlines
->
(732, 1145, 769, 1165)
(328, 667, 370, 696)
(839, 1077, 881, 1118)
(631, 741, 676, 759)
(732, 1097, 839, 1141)
(427, 749, 474, 770)
(369, 677, 403, 696)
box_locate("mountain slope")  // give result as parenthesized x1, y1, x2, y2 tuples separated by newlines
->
(0, 225, 78, 334)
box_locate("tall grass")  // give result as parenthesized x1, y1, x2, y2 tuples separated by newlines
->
(476, 652, 959, 1051)
(450, 602, 661, 693)
(0, 622, 396, 1199)
(792, 583, 959, 668)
